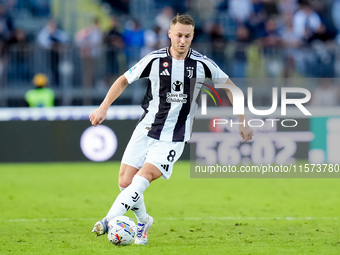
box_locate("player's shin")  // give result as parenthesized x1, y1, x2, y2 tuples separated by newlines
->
(106, 175, 150, 222)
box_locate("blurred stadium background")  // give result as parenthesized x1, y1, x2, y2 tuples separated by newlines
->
(0, 0, 339, 164)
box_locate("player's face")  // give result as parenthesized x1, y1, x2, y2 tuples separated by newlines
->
(168, 23, 194, 59)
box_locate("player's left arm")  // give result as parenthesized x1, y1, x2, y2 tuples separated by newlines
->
(223, 78, 254, 142)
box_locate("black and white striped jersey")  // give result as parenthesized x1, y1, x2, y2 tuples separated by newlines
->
(124, 47, 229, 142)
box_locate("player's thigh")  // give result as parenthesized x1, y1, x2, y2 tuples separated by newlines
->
(145, 140, 185, 180)
(118, 164, 138, 188)
(121, 125, 148, 171)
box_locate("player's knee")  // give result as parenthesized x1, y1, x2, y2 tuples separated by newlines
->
(136, 172, 153, 183)
(118, 177, 132, 188)
(137, 165, 162, 182)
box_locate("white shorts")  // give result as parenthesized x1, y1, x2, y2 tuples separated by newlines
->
(121, 124, 185, 179)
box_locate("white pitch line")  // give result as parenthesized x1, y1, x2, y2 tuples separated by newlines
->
(0, 216, 338, 222)
(163, 216, 338, 221)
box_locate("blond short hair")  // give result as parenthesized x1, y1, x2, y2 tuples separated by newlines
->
(171, 14, 195, 28)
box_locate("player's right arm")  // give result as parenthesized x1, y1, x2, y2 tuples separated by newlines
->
(89, 75, 129, 126)
(89, 49, 163, 127)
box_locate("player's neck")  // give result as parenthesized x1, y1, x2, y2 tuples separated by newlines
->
(169, 46, 189, 60)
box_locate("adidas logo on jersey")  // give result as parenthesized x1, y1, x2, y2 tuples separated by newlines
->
(160, 69, 170, 76)
(161, 164, 169, 172)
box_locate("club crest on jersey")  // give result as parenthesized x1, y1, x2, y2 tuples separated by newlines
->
(186, 66, 194, 78)
(172, 80, 183, 91)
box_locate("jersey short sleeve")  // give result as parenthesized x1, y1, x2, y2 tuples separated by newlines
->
(123, 49, 167, 84)
(210, 67, 229, 89)
(212, 65, 229, 85)
(201, 55, 229, 85)
(123, 56, 150, 84)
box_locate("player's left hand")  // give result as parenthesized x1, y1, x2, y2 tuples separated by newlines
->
(239, 125, 253, 142)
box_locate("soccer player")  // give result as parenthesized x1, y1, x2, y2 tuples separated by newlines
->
(89, 14, 253, 244)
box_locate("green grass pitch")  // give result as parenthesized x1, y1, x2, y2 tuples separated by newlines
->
(0, 161, 339, 254)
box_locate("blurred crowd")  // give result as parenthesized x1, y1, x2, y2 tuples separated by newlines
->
(0, 0, 340, 106)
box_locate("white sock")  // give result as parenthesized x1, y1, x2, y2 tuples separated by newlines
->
(106, 175, 149, 222)
(119, 185, 149, 224)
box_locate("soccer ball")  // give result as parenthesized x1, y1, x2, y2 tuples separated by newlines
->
(107, 216, 136, 246)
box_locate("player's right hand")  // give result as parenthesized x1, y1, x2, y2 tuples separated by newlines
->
(89, 107, 107, 127)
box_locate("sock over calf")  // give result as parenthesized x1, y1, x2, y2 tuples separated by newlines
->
(106, 175, 150, 222)
(119, 183, 149, 224)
